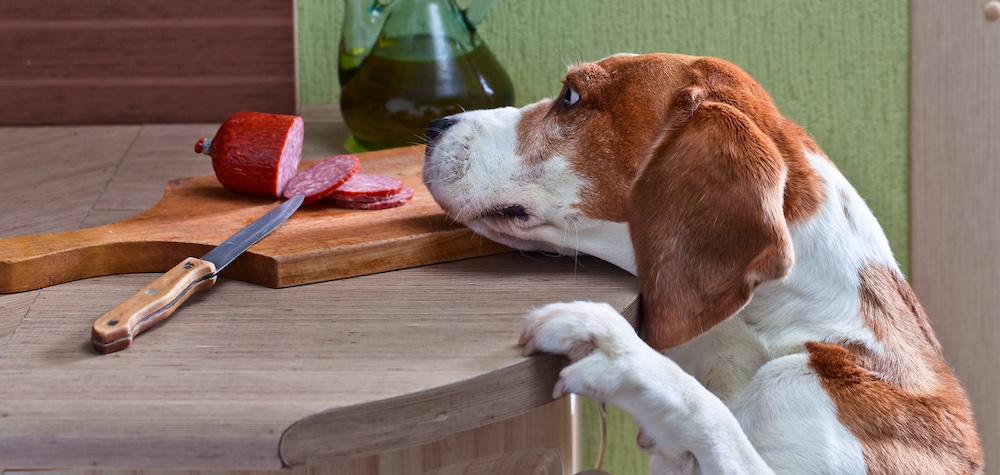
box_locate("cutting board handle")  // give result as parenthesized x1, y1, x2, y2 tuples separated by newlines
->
(0, 222, 203, 294)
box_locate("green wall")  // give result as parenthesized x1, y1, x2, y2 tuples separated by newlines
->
(297, 1, 909, 473)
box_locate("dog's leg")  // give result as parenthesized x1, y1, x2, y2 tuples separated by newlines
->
(726, 353, 866, 474)
(520, 301, 774, 475)
(648, 451, 697, 475)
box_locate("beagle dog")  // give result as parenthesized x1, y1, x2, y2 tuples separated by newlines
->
(422, 53, 983, 474)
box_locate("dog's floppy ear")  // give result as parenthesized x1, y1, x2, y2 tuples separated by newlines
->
(631, 87, 794, 350)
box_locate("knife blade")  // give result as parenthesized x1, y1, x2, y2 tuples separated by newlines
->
(90, 195, 305, 354)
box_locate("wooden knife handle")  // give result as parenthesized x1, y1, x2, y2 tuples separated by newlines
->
(91, 257, 217, 354)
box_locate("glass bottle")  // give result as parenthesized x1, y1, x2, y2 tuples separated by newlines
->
(339, 0, 515, 151)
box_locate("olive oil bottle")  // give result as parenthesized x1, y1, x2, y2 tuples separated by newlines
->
(338, 0, 514, 151)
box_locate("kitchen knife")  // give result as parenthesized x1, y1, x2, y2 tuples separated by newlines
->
(91, 195, 305, 354)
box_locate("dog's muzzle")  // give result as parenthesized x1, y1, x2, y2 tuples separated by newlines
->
(426, 116, 458, 145)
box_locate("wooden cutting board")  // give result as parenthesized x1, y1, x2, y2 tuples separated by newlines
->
(0, 146, 509, 294)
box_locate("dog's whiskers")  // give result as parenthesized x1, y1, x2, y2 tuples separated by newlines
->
(422, 162, 455, 173)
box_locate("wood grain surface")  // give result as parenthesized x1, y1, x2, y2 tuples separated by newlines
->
(911, 0, 1000, 467)
(0, 117, 639, 470)
(0, 145, 510, 294)
(5, 446, 563, 475)
(0, 254, 631, 469)
(0, 0, 296, 125)
(425, 449, 562, 475)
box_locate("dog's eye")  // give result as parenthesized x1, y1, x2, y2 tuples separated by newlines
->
(562, 87, 580, 107)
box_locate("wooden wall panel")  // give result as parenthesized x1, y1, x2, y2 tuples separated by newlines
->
(0, 0, 296, 125)
(911, 0, 1000, 468)
(0, 1, 292, 21)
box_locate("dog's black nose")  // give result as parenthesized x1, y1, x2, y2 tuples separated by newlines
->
(426, 117, 457, 143)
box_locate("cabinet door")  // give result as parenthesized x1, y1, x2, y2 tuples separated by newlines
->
(0, 0, 296, 125)
(912, 0, 1000, 465)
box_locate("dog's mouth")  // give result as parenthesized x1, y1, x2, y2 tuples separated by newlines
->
(465, 219, 558, 253)
(474, 203, 547, 231)
(477, 204, 530, 221)
(455, 202, 560, 253)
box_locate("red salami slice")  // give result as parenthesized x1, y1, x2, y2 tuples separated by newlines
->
(282, 155, 360, 203)
(327, 173, 404, 201)
(195, 112, 303, 198)
(330, 187, 414, 210)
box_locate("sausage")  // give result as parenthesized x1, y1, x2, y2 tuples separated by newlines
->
(282, 155, 360, 203)
(326, 173, 404, 202)
(195, 112, 303, 198)
(330, 186, 414, 210)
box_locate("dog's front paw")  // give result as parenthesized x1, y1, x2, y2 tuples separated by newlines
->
(519, 301, 637, 358)
(519, 301, 644, 401)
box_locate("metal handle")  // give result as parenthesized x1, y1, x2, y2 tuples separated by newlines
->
(987, 1, 1000, 21)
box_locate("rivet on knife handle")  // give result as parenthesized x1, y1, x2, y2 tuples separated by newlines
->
(91, 257, 217, 354)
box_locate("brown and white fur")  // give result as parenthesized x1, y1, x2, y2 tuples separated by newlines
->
(422, 53, 982, 474)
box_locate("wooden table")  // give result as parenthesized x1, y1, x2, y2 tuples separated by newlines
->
(0, 113, 638, 474)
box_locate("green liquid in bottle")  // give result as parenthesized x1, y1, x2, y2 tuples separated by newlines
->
(339, 33, 515, 150)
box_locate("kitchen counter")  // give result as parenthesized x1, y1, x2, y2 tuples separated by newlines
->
(0, 111, 638, 473)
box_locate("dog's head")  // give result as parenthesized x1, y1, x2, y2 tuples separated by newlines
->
(424, 53, 823, 349)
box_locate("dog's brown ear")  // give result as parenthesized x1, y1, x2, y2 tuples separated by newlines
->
(631, 88, 794, 350)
